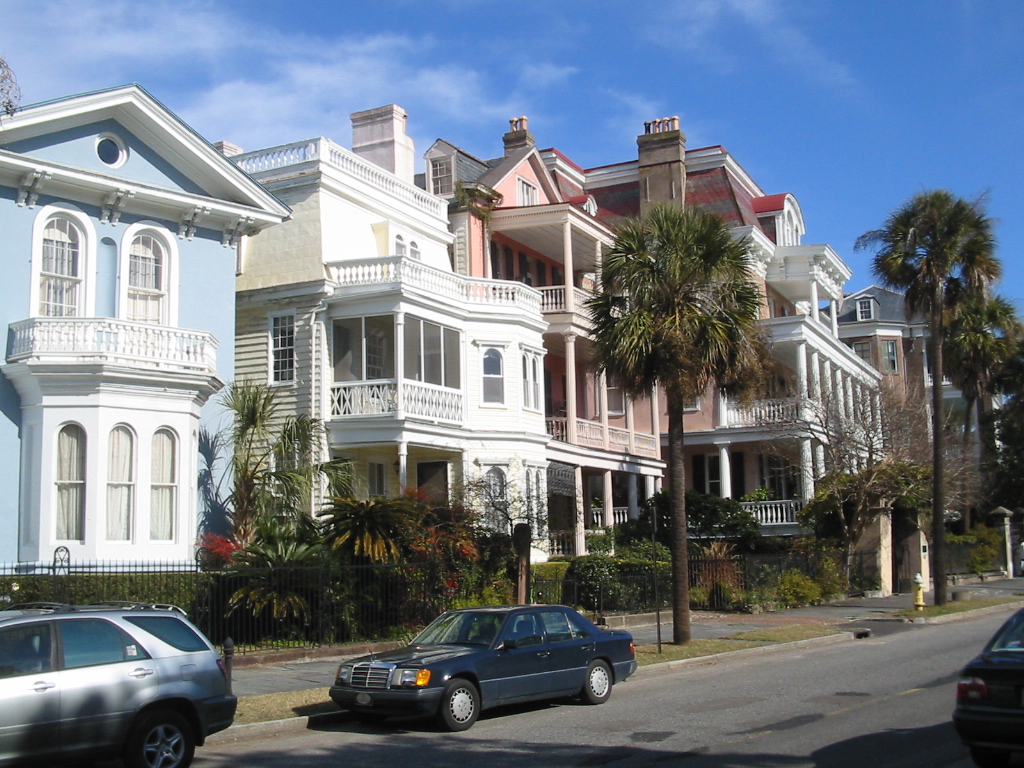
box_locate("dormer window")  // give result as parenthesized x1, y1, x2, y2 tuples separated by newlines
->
(431, 157, 453, 196)
(857, 298, 874, 321)
(517, 178, 538, 207)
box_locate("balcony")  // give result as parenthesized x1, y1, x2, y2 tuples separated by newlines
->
(538, 285, 593, 313)
(330, 380, 463, 423)
(725, 397, 801, 428)
(546, 416, 659, 458)
(326, 257, 541, 316)
(740, 500, 804, 531)
(6, 317, 218, 374)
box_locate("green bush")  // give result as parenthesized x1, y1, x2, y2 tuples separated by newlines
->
(615, 540, 671, 562)
(776, 570, 822, 607)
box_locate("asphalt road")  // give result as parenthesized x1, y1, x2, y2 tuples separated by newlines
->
(197, 607, 1021, 768)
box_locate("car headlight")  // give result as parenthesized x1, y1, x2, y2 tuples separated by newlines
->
(337, 664, 353, 685)
(393, 668, 432, 688)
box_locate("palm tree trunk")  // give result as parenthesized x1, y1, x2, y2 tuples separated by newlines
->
(666, 392, 691, 644)
(930, 304, 948, 605)
(962, 395, 976, 532)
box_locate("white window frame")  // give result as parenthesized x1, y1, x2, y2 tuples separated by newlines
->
(269, 312, 297, 385)
(857, 298, 873, 321)
(431, 157, 453, 196)
(395, 234, 407, 257)
(55, 422, 86, 542)
(482, 348, 505, 405)
(883, 339, 899, 373)
(150, 428, 178, 541)
(517, 177, 539, 207)
(409, 241, 420, 260)
(106, 424, 136, 542)
(119, 222, 179, 326)
(31, 205, 97, 319)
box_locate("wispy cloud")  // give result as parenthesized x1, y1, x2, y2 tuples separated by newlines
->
(652, 0, 858, 91)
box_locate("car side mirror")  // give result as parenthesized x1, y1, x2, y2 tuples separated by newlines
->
(501, 638, 519, 650)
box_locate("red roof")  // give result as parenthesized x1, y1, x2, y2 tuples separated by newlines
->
(752, 193, 790, 214)
(541, 147, 585, 174)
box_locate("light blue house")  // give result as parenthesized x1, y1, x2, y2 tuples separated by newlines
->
(0, 85, 289, 563)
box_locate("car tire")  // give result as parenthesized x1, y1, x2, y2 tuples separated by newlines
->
(970, 746, 1011, 768)
(123, 710, 196, 768)
(581, 659, 612, 705)
(436, 677, 479, 731)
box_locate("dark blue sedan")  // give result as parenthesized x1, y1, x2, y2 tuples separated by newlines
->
(329, 604, 637, 730)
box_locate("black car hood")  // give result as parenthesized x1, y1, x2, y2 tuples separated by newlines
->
(352, 644, 485, 667)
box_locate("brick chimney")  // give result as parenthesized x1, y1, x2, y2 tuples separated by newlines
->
(503, 116, 535, 156)
(350, 104, 416, 183)
(637, 116, 686, 215)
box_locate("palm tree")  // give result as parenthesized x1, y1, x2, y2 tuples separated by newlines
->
(588, 204, 763, 643)
(320, 496, 419, 563)
(857, 190, 999, 605)
(222, 380, 353, 545)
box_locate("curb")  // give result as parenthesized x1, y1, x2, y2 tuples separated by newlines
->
(907, 599, 1024, 625)
(207, 711, 344, 745)
(631, 630, 855, 676)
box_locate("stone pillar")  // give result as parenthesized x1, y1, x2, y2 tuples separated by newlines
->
(602, 470, 614, 528)
(574, 466, 587, 556)
(398, 440, 409, 490)
(645, 475, 656, 500)
(810, 349, 821, 403)
(814, 442, 826, 478)
(563, 220, 575, 313)
(991, 507, 1013, 577)
(717, 388, 728, 428)
(719, 445, 732, 499)
(565, 333, 578, 443)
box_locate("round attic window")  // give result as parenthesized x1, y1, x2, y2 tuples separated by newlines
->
(96, 134, 127, 167)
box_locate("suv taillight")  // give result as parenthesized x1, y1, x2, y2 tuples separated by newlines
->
(217, 658, 228, 680)
(957, 676, 990, 702)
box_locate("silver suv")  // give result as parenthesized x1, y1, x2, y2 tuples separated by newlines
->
(0, 602, 234, 768)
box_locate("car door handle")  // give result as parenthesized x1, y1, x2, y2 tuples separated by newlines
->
(128, 668, 155, 678)
(31, 681, 56, 692)
(582, 643, 596, 651)
(536, 651, 550, 658)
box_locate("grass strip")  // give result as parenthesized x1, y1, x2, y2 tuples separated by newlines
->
(635, 638, 760, 665)
(897, 596, 1022, 619)
(728, 625, 840, 643)
(235, 687, 336, 725)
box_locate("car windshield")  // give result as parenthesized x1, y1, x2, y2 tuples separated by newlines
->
(990, 614, 1024, 652)
(413, 611, 504, 646)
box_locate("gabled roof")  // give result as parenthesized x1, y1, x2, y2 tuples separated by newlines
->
(838, 284, 920, 325)
(0, 84, 289, 230)
(476, 145, 562, 206)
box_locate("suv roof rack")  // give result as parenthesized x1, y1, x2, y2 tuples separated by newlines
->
(3, 602, 75, 613)
(2, 601, 187, 615)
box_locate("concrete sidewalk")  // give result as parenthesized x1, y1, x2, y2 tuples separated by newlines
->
(228, 577, 1024, 698)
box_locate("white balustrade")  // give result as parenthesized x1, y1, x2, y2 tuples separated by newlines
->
(538, 286, 593, 314)
(548, 530, 576, 557)
(608, 427, 631, 449)
(575, 418, 605, 449)
(612, 507, 630, 526)
(326, 257, 541, 315)
(546, 417, 568, 441)
(633, 433, 659, 457)
(330, 380, 462, 422)
(726, 397, 801, 428)
(739, 500, 804, 527)
(6, 318, 217, 372)
(235, 139, 446, 218)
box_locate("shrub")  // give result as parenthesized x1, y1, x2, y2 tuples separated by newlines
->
(615, 540, 670, 562)
(776, 570, 822, 607)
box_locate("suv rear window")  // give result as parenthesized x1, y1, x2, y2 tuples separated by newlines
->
(125, 616, 209, 652)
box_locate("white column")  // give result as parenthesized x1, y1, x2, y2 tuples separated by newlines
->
(717, 388, 729, 428)
(650, 384, 661, 444)
(809, 349, 821, 403)
(809, 280, 820, 323)
(719, 444, 733, 499)
(395, 312, 406, 419)
(830, 299, 839, 337)
(645, 475, 656, 500)
(844, 374, 855, 422)
(574, 466, 586, 556)
(602, 470, 614, 528)
(398, 440, 409, 490)
(814, 442, 826, 478)
(599, 370, 610, 449)
(565, 333, 578, 443)
(800, 437, 814, 502)
(563, 220, 575, 314)
(796, 340, 809, 421)
(626, 395, 636, 454)
(627, 474, 639, 519)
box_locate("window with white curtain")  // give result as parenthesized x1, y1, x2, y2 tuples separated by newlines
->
(106, 426, 134, 541)
(40, 218, 82, 317)
(56, 424, 86, 541)
(483, 348, 504, 404)
(128, 234, 166, 324)
(150, 429, 177, 541)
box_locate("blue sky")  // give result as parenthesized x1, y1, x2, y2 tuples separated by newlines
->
(2, 0, 1021, 304)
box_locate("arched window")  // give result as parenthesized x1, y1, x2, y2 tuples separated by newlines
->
(486, 467, 506, 499)
(56, 424, 86, 541)
(483, 348, 504, 404)
(409, 241, 420, 260)
(128, 234, 166, 324)
(106, 426, 134, 541)
(394, 235, 406, 257)
(40, 218, 83, 316)
(151, 429, 177, 540)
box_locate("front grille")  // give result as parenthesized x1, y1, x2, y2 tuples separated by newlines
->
(350, 662, 394, 689)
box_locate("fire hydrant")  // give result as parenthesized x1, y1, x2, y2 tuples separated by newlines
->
(913, 572, 926, 611)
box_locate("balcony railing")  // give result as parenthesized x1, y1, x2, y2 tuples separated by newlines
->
(326, 257, 541, 316)
(725, 397, 801, 428)
(740, 499, 804, 527)
(6, 318, 218, 373)
(330, 380, 463, 423)
(545, 417, 659, 458)
(548, 530, 576, 558)
(538, 285, 593, 313)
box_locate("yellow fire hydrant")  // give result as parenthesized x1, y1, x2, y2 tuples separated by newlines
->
(913, 572, 926, 611)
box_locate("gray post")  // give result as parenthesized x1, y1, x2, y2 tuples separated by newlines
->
(222, 637, 235, 696)
(990, 508, 1013, 578)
